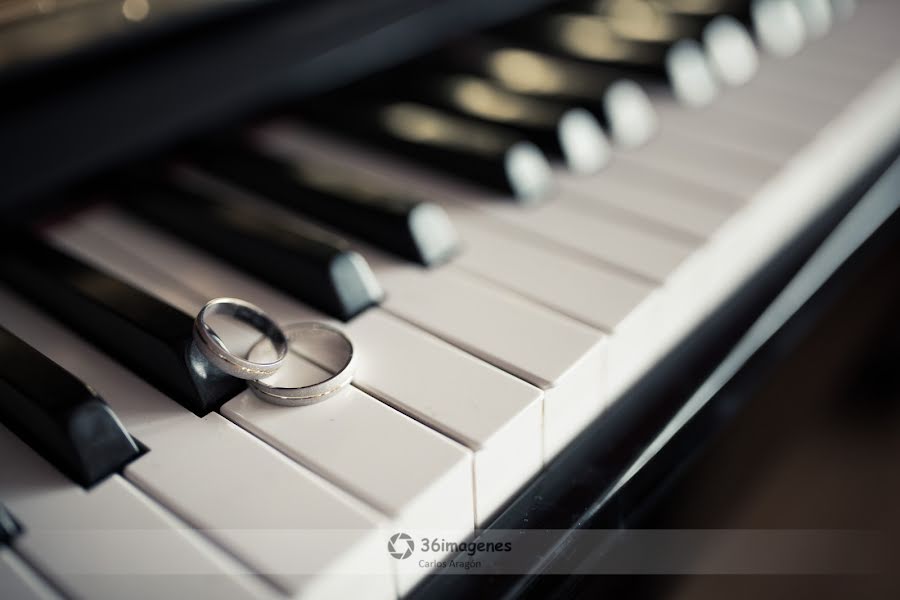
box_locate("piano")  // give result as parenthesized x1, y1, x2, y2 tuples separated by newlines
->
(1, 0, 899, 598)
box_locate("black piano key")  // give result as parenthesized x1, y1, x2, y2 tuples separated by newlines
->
(651, 0, 806, 56)
(574, 0, 760, 87)
(118, 175, 384, 318)
(0, 232, 244, 417)
(0, 502, 21, 545)
(0, 326, 141, 488)
(367, 70, 610, 173)
(497, 7, 723, 106)
(295, 98, 553, 202)
(424, 36, 657, 146)
(182, 142, 461, 266)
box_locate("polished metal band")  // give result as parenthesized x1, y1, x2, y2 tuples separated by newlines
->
(248, 321, 356, 406)
(192, 297, 288, 379)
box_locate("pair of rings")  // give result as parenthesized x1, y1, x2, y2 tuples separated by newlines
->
(193, 298, 356, 406)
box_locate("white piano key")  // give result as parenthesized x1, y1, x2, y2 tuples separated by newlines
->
(336, 310, 543, 518)
(474, 197, 696, 283)
(614, 123, 781, 200)
(648, 96, 811, 162)
(0, 549, 60, 600)
(743, 57, 873, 112)
(716, 21, 899, 134)
(555, 165, 735, 240)
(805, 37, 899, 75)
(50, 213, 543, 524)
(221, 384, 473, 595)
(612, 55, 900, 399)
(760, 54, 878, 97)
(367, 257, 600, 390)
(0, 420, 273, 600)
(448, 210, 656, 332)
(364, 254, 610, 460)
(840, 1, 900, 57)
(789, 40, 897, 82)
(126, 414, 391, 599)
(0, 287, 394, 599)
(711, 72, 839, 134)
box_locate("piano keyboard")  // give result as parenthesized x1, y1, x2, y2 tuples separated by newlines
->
(1, 0, 899, 598)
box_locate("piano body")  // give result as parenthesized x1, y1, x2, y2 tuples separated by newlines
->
(1, 0, 899, 598)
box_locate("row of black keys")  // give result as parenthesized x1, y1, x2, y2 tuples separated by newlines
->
(0, 0, 759, 496)
(296, 0, 764, 186)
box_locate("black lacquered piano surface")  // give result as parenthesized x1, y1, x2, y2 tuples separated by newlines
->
(1, 1, 899, 599)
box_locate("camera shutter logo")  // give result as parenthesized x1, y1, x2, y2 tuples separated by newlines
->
(387, 532, 415, 559)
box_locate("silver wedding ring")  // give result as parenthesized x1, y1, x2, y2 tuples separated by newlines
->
(193, 297, 288, 379)
(247, 321, 357, 406)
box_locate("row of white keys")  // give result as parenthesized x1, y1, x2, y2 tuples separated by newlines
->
(609, 11, 900, 391)
(512, 42, 898, 390)
(0, 416, 273, 599)
(639, 62, 900, 400)
(447, 207, 656, 331)
(715, 23, 897, 135)
(468, 187, 697, 284)
(365, 250, 609, 461)
(255, 124, 680, 433)
(49, 212, 543, 528)
(646, 97, 811, 163)
(640, 61, 855, 171)
(714, 27, 875, 132)
(239, 1, 890, 447)
(616, 13, 900, 205)
(0, 285, 393, 599)
(555, 160, 738, 240)
(261, 4, 899, 416)
(255, 123, 691, 443)
(0, 547, 61, 600)
(612, 120, 782, 200)
(749, 56, 881, 112)
(790, 39, 898, 81)
(514, 79, 840, 388)
(718, 72, 894, 147)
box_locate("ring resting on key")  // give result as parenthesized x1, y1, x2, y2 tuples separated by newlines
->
(193, 297, 288, 380)
(247, 321, 357, 406)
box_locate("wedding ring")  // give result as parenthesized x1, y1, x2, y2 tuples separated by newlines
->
(247, 321, 357, 406)
(193, 297, 288, 379)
